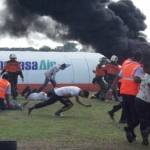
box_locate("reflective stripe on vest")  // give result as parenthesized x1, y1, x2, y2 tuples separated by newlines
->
(121, 77, 134, 81)
(120, 60, 141, 96)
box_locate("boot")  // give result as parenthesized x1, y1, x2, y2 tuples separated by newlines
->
(124, 127, 136, 143)
(141, 128, 150, 146)
(108, 111, 114, 120)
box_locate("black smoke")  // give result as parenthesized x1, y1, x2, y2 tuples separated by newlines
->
(1, 0, 150, 59)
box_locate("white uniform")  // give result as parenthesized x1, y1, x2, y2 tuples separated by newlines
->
(45, 65, 61, 80)
(27, 92, 49, 101)
(54, 86, 81, 97)
(45, 64, 70, 81)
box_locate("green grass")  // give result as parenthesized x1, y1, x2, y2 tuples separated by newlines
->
(0, 97, 149, 150)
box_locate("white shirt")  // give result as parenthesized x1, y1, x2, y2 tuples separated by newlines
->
(54, 86, 81, 97)
(136, 73, 150, 103)
(45, 65, 61, 80)
(27, 92, 49, 101)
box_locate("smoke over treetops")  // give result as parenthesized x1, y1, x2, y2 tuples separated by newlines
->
(1, 0, 149, 58)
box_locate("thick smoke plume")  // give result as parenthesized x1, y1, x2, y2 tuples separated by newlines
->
(1, 0, 149, 59)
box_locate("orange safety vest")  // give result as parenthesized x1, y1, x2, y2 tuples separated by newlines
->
(105, 63, 120, 75)
(0, 79, 10, 99)
(120, 60, 141, 96)
(4, 61, 21, 73)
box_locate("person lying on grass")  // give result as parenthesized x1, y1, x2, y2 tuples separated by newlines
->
(21, 86, 49, 107)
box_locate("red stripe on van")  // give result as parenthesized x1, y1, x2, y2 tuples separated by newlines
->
(17, 83, 99, 93)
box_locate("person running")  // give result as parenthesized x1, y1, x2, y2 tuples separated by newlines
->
(135, 63, 150, 145)
(105, 55, 121, 101)
(119, 52, 144, 143)
(28, 86, 91, 117)
(91, 57, 108, 100)
(38, 63, 70, 91)
(107, 80, 126, 123)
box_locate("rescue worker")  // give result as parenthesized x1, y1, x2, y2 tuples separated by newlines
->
(119, 51, 144, 143)
(91, 57, 108, 100)
(105, 55, 121, 101)
(38, 63, 70, 91)
(0, 54, 24, 100)
(28, 86, 91, 117)
(0, 72, 10, 110)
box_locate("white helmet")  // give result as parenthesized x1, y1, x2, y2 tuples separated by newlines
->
(110, 55, 118, 63)
(9, 54, 17, 59)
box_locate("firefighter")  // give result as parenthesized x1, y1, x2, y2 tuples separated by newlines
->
(91, 57, 108, 100)
(0, 54, 24, 100)
(105, 55, 121, 101)
(0, 72, 11, 110)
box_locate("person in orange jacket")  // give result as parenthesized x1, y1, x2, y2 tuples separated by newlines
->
(91, 57, 108, 100)
(119, 51, 144, 143)
(105, 55, 121, 101)
(0, 72, 11, 110)
(0, 54, 24, 100)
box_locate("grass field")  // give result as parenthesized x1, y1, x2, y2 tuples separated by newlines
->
(0, 97, 150, 150)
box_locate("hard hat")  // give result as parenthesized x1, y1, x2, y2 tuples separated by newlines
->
(9, 54, 17, 59)
(110, 55, 118, 62)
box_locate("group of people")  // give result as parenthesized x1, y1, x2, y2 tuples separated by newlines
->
(22, 86, 91, 117)
(0, 54, 91, 115)
(107, 51, 150, 146)
(91, 55, 121, 101)
(1, 52, 150, 146)
(91, 51, 150, 146)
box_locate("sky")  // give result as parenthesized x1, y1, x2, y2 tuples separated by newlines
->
(0, 0, 149, 48)
(122, 0, 150, 41)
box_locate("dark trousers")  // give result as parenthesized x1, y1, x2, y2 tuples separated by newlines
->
(122, 94, 139, 132)
(10, 79, 18, 99)
(106, 74, 119, 101)
(33, 94, 73, 114)
(0, 100, 5, 110)
(94, 77, 107, 100)
(135, 98, 150, 132)
(8, 73, 18, 99)
(110, 102, 126, 122)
